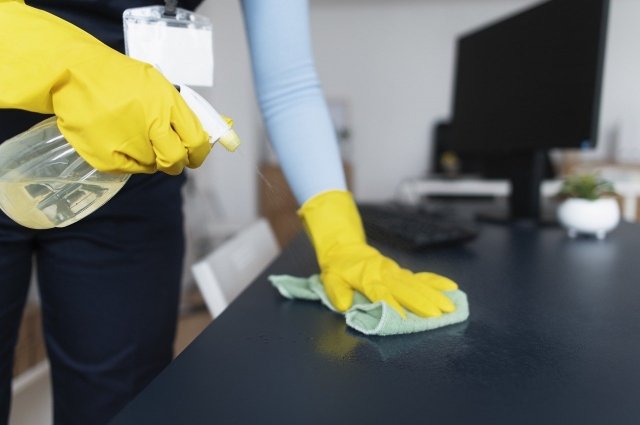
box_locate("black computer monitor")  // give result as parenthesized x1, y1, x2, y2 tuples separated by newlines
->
(432, 120, 556, 180)
(449, 0, 609, 220)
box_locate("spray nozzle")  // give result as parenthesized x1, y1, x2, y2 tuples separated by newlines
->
(217, 128, 241, 152)
(176, 84, 242, 152)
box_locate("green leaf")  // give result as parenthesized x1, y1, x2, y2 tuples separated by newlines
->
(557, 173, 617, 200)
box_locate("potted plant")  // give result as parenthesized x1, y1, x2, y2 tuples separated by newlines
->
(557, 174, 620, 239)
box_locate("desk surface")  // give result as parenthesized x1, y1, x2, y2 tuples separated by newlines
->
(111, 222, 640, 425)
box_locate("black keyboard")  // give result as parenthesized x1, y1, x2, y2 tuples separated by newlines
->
(358, 203, 479, 250)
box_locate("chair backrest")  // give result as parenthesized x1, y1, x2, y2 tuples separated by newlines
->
(191, 219, 280, 318)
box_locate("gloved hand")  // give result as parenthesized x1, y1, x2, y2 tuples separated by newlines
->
(0, 0, 210, 175)
(299, 190, 458, 318)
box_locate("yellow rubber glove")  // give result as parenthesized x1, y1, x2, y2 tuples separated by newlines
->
(299, 190, 458, 319)
(0, 0, 210, 175)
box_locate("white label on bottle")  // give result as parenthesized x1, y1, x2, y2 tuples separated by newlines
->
(125, 23, 214, 87)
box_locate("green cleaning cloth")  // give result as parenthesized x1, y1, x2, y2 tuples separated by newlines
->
(269, 274, 469, 336)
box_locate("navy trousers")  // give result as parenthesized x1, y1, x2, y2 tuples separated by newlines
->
(1, 2, 190, 422)
(0, 149, 185, 424)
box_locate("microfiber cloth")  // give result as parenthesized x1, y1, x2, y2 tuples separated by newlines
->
(269, 274, 469, 336)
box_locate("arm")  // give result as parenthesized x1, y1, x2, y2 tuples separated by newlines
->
(241, 0, 458, 318)
(240, 0, 347, 205)
(0, 0, 209, 175)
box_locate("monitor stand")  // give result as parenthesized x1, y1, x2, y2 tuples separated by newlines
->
(476, 150, 558, 225)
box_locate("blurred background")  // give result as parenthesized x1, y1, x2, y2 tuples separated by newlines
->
(186, 0, 640, 252)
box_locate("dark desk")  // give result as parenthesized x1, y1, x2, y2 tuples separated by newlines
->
(111, 222, 640, 425)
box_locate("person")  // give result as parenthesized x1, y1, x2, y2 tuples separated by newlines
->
(0, 0, 459, 423)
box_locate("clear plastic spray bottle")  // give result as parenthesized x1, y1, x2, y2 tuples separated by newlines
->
(0, 1, 239, 229)
(0, 85, 240, 229)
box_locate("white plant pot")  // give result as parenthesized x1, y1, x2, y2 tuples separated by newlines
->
(557, 198, 620, 239)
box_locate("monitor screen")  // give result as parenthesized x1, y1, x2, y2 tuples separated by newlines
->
(449, 0, 609, 153)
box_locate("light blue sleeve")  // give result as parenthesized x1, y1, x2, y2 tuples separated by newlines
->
(240, 0, 348, 205)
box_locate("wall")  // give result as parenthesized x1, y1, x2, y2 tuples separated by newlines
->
(310, 0, 542, 201)
(195, 0, 640, 211)
(193, 0, 261, 224)
(594, 0, 640, 164)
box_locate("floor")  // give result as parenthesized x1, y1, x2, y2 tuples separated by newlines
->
(174, 285, 213, 356)
(174, 309, 212, 356)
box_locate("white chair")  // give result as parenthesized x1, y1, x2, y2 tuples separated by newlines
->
(191, 219, 280, 318)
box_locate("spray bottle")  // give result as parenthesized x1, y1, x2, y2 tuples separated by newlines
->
(0, 85, 239, 229)
(0, 3, 239, 229)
